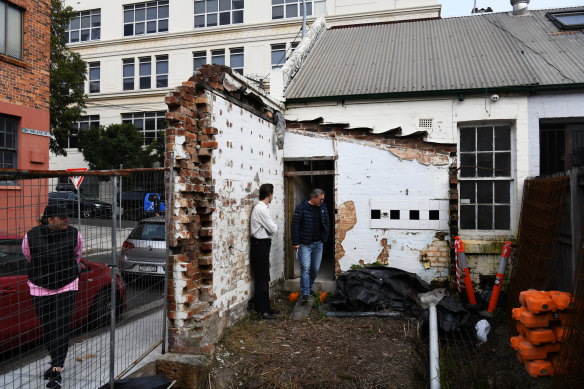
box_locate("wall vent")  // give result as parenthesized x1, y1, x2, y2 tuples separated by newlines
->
(419, 118, 433, 128)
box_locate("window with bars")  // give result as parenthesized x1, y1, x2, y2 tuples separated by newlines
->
(0, 114, 18, 171)
(540, 121, 584, 175)
(230, 47, 243, 74)
(193, 51, 206, 73)
(459, 125, 512, 231)
(121, 112, 167, 146)
(0, 1, 23, 60)
(194, 0, 244, 28)
(124, 1, 169, 37)
(65, 9, 100, 43)
(68, 115, 99, 149)
(271, 43, 286, 69)
(88, 62, 100, 93)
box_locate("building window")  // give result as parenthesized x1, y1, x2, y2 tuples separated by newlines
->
(124, 1, 169, 37)
(194, 0, 244, 28)
(459, 125, 512, 231)
(0, 114, 18, 171)
(65, 9, 101, 43)
(271, 43, 286, 69)
(139, 57, 151, 89)
(211, 49, 225, 65)
(230, 47, 243, 74)
(88, 62, 100, 93)
(156, 55, 168, 88)
(0, 1, 23, 60)
(122, 112, 167, 146)
(540, 121, 584, 175)
(548, 11, 584, 30)
(193, 51, 206, 73)
(69, 115, 99, 149)
(272, 0, 320, 19)
(123, 58, 135, 90)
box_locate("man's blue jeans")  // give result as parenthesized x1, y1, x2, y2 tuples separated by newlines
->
(299, 241, 323, 296)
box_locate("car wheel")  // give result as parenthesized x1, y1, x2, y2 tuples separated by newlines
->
(82, 208, 92, 218)
(88, 289, 111, 329)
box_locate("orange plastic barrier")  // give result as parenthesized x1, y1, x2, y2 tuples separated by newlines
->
(510, 335, 526, 350)
(519, 310, 554, 328)
(518, 340, 561, 361)
(516, 322, 527, 337)
(525, 292, 556, 314)
(512, 306, 527, 321)
(524, 328, 556, 346)
(551, 325, 567, 343)
(519, 290, 539, 306)
(525, 360, 554, 378)
(549, 291, 571, 311)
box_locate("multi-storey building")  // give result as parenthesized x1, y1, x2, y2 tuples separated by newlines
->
(52, 0, 441, 170)
(0, 0, 51, 233)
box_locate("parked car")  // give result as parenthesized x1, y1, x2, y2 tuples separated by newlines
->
(55, 182, 78, 193)
(0, 236, 126, 353)
(120, 216, 166, 277)
(48, 191, 113, 219)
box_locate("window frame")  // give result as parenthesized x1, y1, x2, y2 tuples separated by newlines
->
(123, 58, 135, 91)
(0, 114, 18, 174)
(211, 49, 225, 65)
(271, 43, 286, 69)
(458, 123, 515, 234)
(65, 9, 101, 43)
(121, 111, 167, 146)
(229, 47, 244, 74)
(155, 54, 168, 88)
(0, 0, 23, 60)
(272, 0, 313, 20)
(124, 0, 169, 37)
(193, 51, 207, 74)
(194, 0, 244, 28)
(539, 119, 584, 175)
(548, 11, 584, 30)
(68, 115, 100, 149)
(88, 62, 100, 94)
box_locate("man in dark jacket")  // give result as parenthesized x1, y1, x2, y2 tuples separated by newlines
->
(291, 189, 330, 303)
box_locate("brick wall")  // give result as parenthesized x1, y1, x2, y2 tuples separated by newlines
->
(0, 0, 50, 111)
(164, 65, 283, 354)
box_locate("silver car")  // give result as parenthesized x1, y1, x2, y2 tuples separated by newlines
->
(120, 217, 166, 276)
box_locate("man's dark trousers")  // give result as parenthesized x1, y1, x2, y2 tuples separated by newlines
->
(250, 237, 271, 313)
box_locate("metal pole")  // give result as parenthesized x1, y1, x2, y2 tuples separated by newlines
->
(162, 154, 173, 354)
(109, 176, 118, 388)
(77, 190, 81, 229)
(119, 164, 123, 230)
(302, 0, 306, 38)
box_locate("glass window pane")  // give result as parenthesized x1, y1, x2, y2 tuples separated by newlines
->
(233, 10, 243, 23)
(159, 5, 169, 18)
(219, 0, 231, 11)
(136, 8, 146, 21)
(135, 22, 145, 34)
(495, 152, 511, 177)
(460, 181, 475, 204)
(477, 126, 493, 151)
(207, 0, 218, 12)
(494, 206, 510, 230)
(91, 28, 101, 40)
(140, 61, 151, 75)
(81, 29, 90, 41)
(71, 16, 80, 29)
(460, 153, 475, 177)
(212, 52, 225, 65)
(159, 19, 168, 32)
(220, 12, 230, 25)
(195, 1, 205, 14)
(0, 6, 5, 54)
(147, 7, 157, 20)
(157, 75, 168, 88)
(477, 153, 493, 177)
(71, 30, 80, 42)
(147, 20, 157, 33)
(92, 13, 101, 27)
(460, 127, 475, 152)
(195, 15, 206, 28)
(123, 79, 134, 90)
(495, 126, 511, 150)
(273, 0, 284, 4)
(476, 181, 493, 204)
(233, 0, 244, 9)
(6, 6, 22, 59)
(305, 2, 312, 16)
(89, 81, 100, 93)
(477, 205, 493, 230)
(145, 118, 156, 131)
(140, 77, 151, 89)
(124, 10, 134, 23)
(123, 62, 134, 77)
(272, 5, 284, 19)
(89, 66, 100, 79)
(494, 181, 510, 203)
(124, 24, 133, 36)
(286, 4, 298, 17)
(460, 205, 475, 229)
(207, 13, 217, 26)
(156, 59, 168, 74)
(81, 15, 90, 28)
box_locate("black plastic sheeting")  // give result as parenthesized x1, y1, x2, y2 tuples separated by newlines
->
(330, 267, 429, 319)
(98, 375, 172, 389)
(329, 267, 473, 332)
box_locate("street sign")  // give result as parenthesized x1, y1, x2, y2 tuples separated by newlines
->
(67, 168, 88, 190)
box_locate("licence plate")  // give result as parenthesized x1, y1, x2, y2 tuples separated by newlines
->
(139, 265, 157, 272)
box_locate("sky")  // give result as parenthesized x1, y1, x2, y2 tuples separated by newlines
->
(440, 0, 584, 17)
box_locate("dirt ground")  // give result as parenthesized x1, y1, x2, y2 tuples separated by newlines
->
(207, 295, 552, 389)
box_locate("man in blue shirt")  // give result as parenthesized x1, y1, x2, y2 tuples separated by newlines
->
(291, 189, 330, 303)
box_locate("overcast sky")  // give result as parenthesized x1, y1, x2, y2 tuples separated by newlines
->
(440, 0, 584, 17)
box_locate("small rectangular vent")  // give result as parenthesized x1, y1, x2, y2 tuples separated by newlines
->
(419, 118, 433, 128)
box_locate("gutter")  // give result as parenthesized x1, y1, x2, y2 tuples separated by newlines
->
(286, 83, 584, 104)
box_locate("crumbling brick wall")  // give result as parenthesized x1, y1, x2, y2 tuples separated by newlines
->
(164, 65, 284, 355)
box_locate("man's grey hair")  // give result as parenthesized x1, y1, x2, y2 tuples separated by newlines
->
(310, 188, 325, 198)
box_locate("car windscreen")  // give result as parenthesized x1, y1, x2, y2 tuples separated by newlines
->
(140, 223, 165, 241)
(49, 192, 69, 200)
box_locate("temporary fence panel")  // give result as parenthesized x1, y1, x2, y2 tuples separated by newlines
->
(0, 168, 170, 389)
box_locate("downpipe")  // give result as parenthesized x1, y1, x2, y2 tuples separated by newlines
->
(419, 289, 446, 389)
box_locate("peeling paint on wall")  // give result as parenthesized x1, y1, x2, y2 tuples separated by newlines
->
(335, 200, 357, 274)
(376, 238, 391, 265)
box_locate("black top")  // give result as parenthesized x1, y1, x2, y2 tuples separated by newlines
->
(311, 204, 321, 242)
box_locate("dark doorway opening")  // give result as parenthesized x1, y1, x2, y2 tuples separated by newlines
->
(284, 158, 335, 281)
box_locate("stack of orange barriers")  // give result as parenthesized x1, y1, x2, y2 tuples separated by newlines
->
(510, 290, 572, 378)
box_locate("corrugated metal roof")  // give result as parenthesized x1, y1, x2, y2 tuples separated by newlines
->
(285, 8, 584, 100)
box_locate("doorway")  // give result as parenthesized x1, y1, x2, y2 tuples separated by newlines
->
(284, 158, 335, 281)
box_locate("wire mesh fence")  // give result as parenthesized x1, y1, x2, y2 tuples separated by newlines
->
(0, 168, 170, 388)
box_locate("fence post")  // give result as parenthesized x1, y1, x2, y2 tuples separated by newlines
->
(110, 176, 119, 388)
(162, 155, 174, 354)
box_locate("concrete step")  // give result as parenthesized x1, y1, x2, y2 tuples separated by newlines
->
(282, 278, 336, 294)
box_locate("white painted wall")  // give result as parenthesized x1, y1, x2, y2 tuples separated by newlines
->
(209, 93, 285, 315)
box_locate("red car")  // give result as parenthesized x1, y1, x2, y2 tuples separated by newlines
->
(0, 235, 126, 352)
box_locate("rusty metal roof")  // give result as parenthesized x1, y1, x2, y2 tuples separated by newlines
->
(285, 7, 584, 100)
